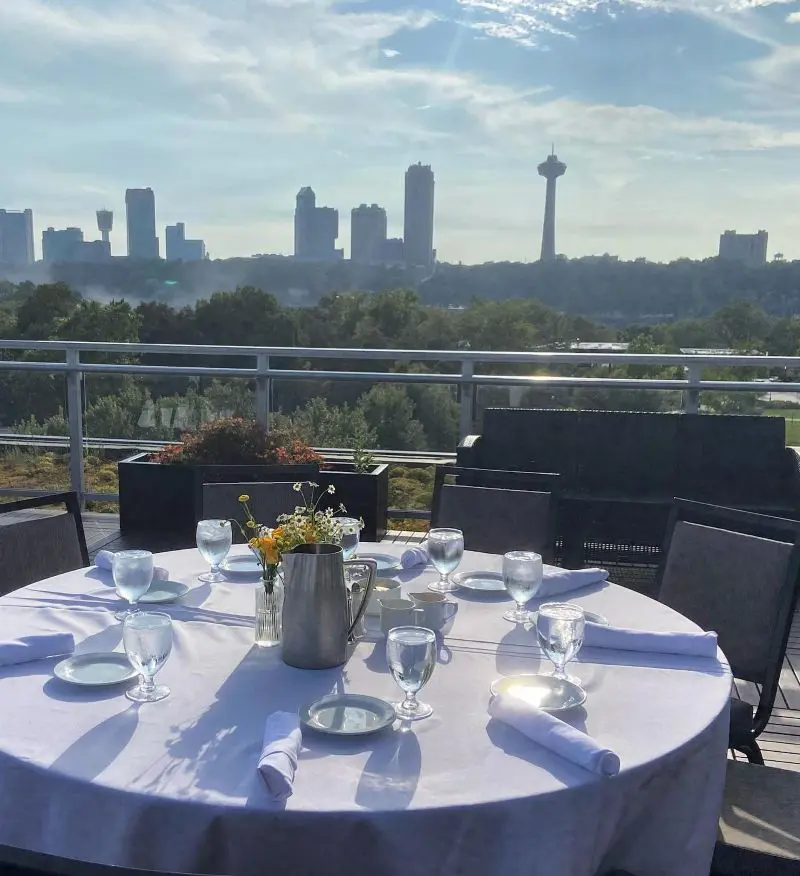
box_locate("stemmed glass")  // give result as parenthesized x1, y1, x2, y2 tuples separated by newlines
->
(196, 519, 232, 583)
(113, 550, 154, 621)
(337, 517, 362, 560)
(536, 602, 585, 683)
(386, 626, 437, 720)
(502, 550, 543, 623)
(426, 528, 464, 594)
(123, 611, 174, 703)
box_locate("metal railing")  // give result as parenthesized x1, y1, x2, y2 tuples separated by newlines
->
(0, 339, 796, 504)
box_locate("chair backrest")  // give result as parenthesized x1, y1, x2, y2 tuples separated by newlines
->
(657, 499, 800, 728)
(202, 481, 301, 542)
(433, 483, 556, 561)
(0, 492, 88, 595)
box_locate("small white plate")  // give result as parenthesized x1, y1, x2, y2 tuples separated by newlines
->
(530, 608, 609, 627)
(490, 674, 587, 712)
(357, 553, 401, 575)
(300, 694, 396, 736)
(220, 555, 262, 579)
(54, 653, 137, 687)
(450, 570, 507, 592)
(139, 580, 189, 604)
(365, 578, 402, 616)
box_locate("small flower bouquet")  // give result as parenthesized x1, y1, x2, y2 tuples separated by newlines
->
(237, 481, 345, 594)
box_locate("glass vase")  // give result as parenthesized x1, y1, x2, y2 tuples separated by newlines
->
(255, 567, 284, 648)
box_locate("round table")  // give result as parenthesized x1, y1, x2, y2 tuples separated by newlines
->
(0, 543, 731, 876)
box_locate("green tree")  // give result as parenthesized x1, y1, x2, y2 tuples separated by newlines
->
(357, 385, 426, 450)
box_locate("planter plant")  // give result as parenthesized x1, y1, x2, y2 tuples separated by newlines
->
(118, 418, 389, 542)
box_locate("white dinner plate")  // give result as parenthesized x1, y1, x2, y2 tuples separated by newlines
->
(220, 555, 262, 579)
(139, 580, 189, 604)
(300, 694, 396, 736)
(530, 608, 609, 627)
(490, 674, 587, 713)
(450, 570, 507, 592)
(54, 653, 137, 687)
(356, 553, 401, 575)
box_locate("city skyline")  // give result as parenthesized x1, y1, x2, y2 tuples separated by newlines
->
(2, 1, 800, 264)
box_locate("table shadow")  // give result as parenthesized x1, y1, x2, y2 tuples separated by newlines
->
(47, 703, 140, 781)
(355, 727, 422, 811)
(43, 675, 133, 703)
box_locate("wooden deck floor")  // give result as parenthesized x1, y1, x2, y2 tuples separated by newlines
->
(12, 511, 800, 772)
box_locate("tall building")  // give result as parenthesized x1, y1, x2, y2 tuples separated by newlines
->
(538, 150, 567, 262)
(165, 222, 206, 261)
(125, 188, 159, 259)
(351, 203, 387, 263)
(718, 230, 768, 268)
(383, 237, 405, 265)
(0, 209, 34, 265)
(404, 163, 435, 268)
(294, 187, 341, 261)
(43, 227, 110, 263)
(96, 209, 113, 252)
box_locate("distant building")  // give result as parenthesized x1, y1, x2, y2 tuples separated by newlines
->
(294, 187, 341, 261)
(125, 188, 159, 259)
(538, 150, 567, 263)
(404, 163, 435, 268)
(718, 230, 768, 267)
(0, 208, 34, 265)
(43, 227, 110, 264)
(165, 222, 206, 261)
(383, 237, 405, 265)
(96, 209, 113, 253)
(351, 204, 387, 263)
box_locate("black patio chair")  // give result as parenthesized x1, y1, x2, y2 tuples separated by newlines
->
(202, 481, 301, 543)
(0, 493, 89, 595)
(656, 499, 800, 764)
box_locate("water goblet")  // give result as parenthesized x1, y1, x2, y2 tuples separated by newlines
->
(196, 519, 232, 583)
(536, 602, 585, 683)
(426, 528, 464, 594)
(123, 611, 173, 703)
(502, 550, 543, 623)
(113, 550, 154, 622)
(386, 626, 436, 720)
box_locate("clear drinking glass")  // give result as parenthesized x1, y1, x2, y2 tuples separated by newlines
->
(337, 517, 361, 560)
(123, 611, 173, 703)
(113, 550, 154, 622)
(196, 519, 232, 583)
(426, 528, 464, 593)
(386, 626, 437, 720)
(536, 602, 585, 682)
(502, 550, 543, 623)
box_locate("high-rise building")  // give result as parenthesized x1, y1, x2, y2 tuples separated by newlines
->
(383, 237, 405, 265)
(96, 209, 113, 253)
(718, 230, 768, 268)
(165, 222, 206, 261)
(294, 187, 341, 261)
(125, 188, 159, 259)
(43, 227, 110, 263)
(351, 204, 387, 263)
(538, 150, 567, 262)
(0, 209, 35, 265)
(404, 163, 435, 268)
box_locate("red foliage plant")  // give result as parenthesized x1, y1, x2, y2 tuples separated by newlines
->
(151, 418, 323, 467)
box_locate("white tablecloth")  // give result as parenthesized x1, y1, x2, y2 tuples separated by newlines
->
(0, 543, 731, 876)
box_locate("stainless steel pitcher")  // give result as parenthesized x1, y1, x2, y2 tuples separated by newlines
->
(281, 543, 377, 669)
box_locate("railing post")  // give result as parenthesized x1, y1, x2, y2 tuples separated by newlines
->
(65, 349, 86, 506)
(683, 363, 701, 414)
(256, 352, 270, 430)
(459, 359, 474, 439)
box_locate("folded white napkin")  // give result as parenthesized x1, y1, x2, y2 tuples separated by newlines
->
(95, 550, 169, 581)
(401, 543, 429, 569)
(489, 692, 620, 777)
(582, 623, 718, 658)
(538, 566, 609, 597)
(258, 711, 302, 801)
(0, 633, 75, 667)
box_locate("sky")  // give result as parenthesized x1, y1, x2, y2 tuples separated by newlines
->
(2, 0, 800, 264)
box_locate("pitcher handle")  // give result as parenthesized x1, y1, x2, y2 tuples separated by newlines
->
(345, 558, 377, 640)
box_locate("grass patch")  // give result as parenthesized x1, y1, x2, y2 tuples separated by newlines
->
(762, 408, 800, 445)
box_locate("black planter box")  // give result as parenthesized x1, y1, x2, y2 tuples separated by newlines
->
(118, 454, 389, 542)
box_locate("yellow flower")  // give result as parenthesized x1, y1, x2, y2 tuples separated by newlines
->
(246, 520, 256, 529)
(238, 494, 250, 503)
